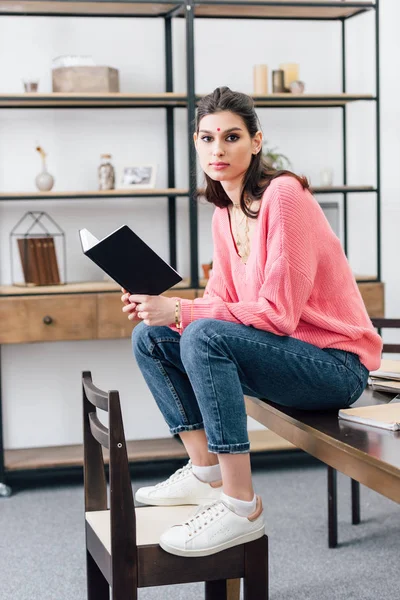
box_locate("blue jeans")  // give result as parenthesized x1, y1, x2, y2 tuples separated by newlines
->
(132, 319, 369, 454)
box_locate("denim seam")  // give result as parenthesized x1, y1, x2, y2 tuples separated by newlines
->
(348, 379, 363, 405)
(208, 332, 348, 371)
(153, 358, 190, 424)
(203, 330, 225, 447)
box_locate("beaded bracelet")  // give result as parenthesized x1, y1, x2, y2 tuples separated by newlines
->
(175, 300, 182, 329)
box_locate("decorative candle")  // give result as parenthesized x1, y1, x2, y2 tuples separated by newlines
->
(253, 64, 268, 95)
(272, 70, 285, 93)
(279, 63, 300, 90)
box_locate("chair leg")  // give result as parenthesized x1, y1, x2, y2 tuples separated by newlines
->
(86, 551, 109, 600)
(243, 536, 269, 600)
(327, 466, 338, 548)
(227, 579, 241, 600)
(205, 579, 228, 600)
(351, 479, 361, 525)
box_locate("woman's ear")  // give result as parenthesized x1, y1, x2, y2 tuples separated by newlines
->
(253, 130, 263, 155)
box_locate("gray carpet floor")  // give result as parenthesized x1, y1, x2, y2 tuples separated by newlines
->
(0, 462, 399, 600)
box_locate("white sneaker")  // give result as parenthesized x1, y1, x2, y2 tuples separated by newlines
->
(135, 461, 223, 506)
(159, 495, 265, 557)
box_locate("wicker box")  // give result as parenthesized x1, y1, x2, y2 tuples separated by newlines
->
(52, 66, 120, 93)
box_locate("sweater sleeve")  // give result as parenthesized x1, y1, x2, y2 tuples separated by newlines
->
(179, 180, 318, 335)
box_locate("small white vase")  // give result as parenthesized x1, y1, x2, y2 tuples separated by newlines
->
(320, 168, 333, 187)
(35, 162, 55, 192)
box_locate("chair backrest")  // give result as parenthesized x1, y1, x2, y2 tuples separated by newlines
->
(371, 318, 400, 354)
(82, 371, 137, 592)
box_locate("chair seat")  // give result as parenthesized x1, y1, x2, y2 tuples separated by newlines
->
(86, 505, 197, 553)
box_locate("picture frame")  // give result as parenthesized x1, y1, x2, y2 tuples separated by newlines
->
(117, 164, 157, 190)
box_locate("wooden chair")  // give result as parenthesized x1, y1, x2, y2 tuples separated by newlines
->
(327, 318, 400, 548)
(82, 371, 269, 600)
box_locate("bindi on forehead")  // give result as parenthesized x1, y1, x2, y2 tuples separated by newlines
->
(217, 128, 220, 131)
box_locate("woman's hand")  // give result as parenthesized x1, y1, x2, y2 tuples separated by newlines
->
(121, 289, 177, 326)
(121, 288, 139, 321)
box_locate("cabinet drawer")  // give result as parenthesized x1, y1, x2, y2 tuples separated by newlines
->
(0, 297, 30, 344)
(0, 294, 97, 344)
(97, 289, 197, 340)
(97, 293, 135, 340)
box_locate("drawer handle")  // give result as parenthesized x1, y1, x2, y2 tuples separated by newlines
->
(43, 315, 53, 325)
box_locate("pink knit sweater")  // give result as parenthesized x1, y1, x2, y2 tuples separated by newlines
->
(178, 176, 382, 371)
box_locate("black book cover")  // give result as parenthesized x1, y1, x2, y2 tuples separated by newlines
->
(79, 225, 182, 295)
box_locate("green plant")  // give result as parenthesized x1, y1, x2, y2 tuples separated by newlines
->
(262, 142, 292, 170)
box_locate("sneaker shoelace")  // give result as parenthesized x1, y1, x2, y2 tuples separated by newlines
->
(154, 460, 192, 489)
(184, 501, 227, 535)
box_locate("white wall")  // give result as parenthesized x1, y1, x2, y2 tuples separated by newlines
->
(0, 3, 398, 449)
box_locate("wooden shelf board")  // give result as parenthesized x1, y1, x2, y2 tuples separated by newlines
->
(252, 93, 375, 107)
(193, 1, 375, 20)
(312, 185, 376, 193)
(0, 1, 181, 17)
(0, 275, 380, 298)
(0, 185, 376, 202)
(0, 278, 192, 297)
(0, 0, 375, 20)
(4, 429, 296, 472)
(0, 188, 189, 201)
(0, 92, 188, 108)
(355, 275, 379, 281)
(0, 93, 375, 110)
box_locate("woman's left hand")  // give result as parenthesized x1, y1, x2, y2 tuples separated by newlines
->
(123, 294, 176, 326)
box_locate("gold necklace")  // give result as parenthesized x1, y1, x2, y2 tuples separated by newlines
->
(232, 196, 252, 263)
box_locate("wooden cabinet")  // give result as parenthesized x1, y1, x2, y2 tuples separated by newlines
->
(0, 294, 97, 344)
(0, 286, 198, 344)
(197, 283, 384, 317)
(97, 293, 136, 340)
(0, 282, 384, 345)
(0, 297, 31, 344)
(358, 282, 384, 318)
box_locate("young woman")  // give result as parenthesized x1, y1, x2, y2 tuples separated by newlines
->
(121, 86, 382, 558)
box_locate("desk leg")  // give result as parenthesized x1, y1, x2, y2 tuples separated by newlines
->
(0, 345, 12, 498)
(327, 466, 337, 548)
(351, 479, 360, 525)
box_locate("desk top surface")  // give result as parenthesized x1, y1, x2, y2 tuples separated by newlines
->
(247, 388, 400, 475)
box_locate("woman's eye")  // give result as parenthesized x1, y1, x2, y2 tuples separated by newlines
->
(201, 136, 212, 142)
(226, 134, 239, 142)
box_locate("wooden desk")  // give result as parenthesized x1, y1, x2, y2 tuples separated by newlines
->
(245, 389, 400, 545)
(246, 389, 400, 502)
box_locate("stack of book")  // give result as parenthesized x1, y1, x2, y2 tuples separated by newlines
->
(368, 359, 400, 393)
(17, 236, 60, 286)
(338, 359, 400, 431)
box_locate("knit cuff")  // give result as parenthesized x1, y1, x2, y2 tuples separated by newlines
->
(180, 298, 214, 330)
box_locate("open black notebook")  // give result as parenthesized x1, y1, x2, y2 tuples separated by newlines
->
(79, 225, 182, 295)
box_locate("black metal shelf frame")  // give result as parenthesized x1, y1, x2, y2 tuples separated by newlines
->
(186, 0, 380, 286)
(0, 1, 381, 496)
(0, 0, 187, 497)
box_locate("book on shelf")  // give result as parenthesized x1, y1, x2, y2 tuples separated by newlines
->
(79, 225, 182, 295)
(17, 237, 41, 285)
(338, 401, 400, 431)
(17, 236, 60, 286)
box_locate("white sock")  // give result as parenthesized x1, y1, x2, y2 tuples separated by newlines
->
(192, 463, 222, 483)
(221, 492, 257, 517)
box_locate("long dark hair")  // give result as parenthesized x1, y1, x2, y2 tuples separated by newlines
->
(196, 86, 309, 218)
